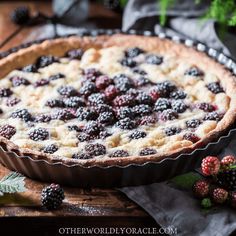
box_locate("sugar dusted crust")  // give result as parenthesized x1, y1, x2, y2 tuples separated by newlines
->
(0, 34, 236, 167)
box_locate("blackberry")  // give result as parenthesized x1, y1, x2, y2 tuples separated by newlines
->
(0, 124, 16, 139)
(10, 76, 30, 87)
(0, 88, 12, 97)
(72, 152, 92, 159)
(172, 100, 187, 113)
(11, 108, 32, 122)
(43, 144, 58, 154)
(88, 93, 107, 105)
(115, 117, 136, 130)
(29, 128, 49, 141)
(34, 79, 49, 87)
(154, 98, 171, 112)
(83, 68, 102, 82)
(93, 104, 113, 113)
(95, 75, 112, 90)
(120, 58, 137, 68)
(66, 49, 84, 60)
(64, 97, 85, 108)
(133, 68, 147, 76)
(125, 47, 144, 58)
(35, 114, 51, 123)
(76, 108, 97, 121)
(77, 132, 95, 142)
(136, 93, 153, 105)
(139, 148, 157, 156)
(6, 97, 21, 107)
(57, 86, 78, 97)
(22, 64, 37, 73)
(84, 143, 106, 156)
(49, 73, 65, 81)
(11, 6, 30, 25)
(109, 150, 129, 158)
(206, 82, 224, 94)
(104, 85, 119, 100)
(98, 112, 115, 125)
(113, 74, 134, 92)
(116, 106, 134, 119)
(113, 94, 135, 107)
(204, 112, 222, 121)
(36, 55, 58, 68)
(165, 126, 181, 136)
(133, 104, 152, 116)
(79, 82, 97, 96)
(83, 121, 101, 135)
(160, 109, 178, 121)
(196, 102, 215, 112)
(129, 130, 147, 139)
(217, 169, 236, 191)
(170, 90, 187, 99)
(145, 54, 163, 65)
(139, 115, 157, 125)
(135, 77, 150, 87)
(186, 119, 201, 128)
(67, 125, 82, 132)
(99, 130, 112, 139)
(45, 99, 65, 108)
(126, 88, 139, 96)
(184, 67, 204, 77)
(41, 184, 64, 210)
(183, 133, 200, 143)
(52, 109, 75, 121)
(152, 81, 176, 98)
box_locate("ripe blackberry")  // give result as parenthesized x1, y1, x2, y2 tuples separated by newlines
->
(63, 97, 85, 108)
(35, 114, 51, 123)
(93, 104, 113, 113)
(139, 148, 157, 156)
(10, 76, 30, 87)
(113, 94, 135, 107)
(154, 98, 171, 112)
(67, 125, 82, 132)
(79, 81, 97, 96)
(184, 67, 204, 77)
(99, 130, 112, 139)
(49, 73, 65, 81)
(104, 85, 119, 100)
(126, 88, 139, 96)
(183, 133, 200, 143)
(129, 130, 147, 139)
(36, 55, 58, 68)
(84, 143, 106, 156)
(98, 112, 115, 125)
(11, 108, 32, 122)
(34, 79, 50, 87)
(120, 58, 137, 68)
(11, 6, 30, 25)
(157, 81, 176, 97)
(43, 144, 58, 154)
(83, 68, 102, 82)
(0, 88, 13, 97)
(217, 169, 236, 191)
(133, 104, 152, 116)
(22, 64, 38, 73)
(160, 109, 178, 121)
(132, 68, 147, 76)
(45, 99, 65, 108)
(165, 126, 181, 136)
(113, 74, 134, 92)
(125, 47, 144, 58)
(72, 152, 92, 159)
(41, 184, 64, 210)
(109, 150, 129, 158)
(145, 54, 163, 65)
(116, 106, 134, 119)
(135, 77, 150, 87)
(66, 49, 84, 60)
(186, 119, 201, 128)
(0, 124, 16, 139)
(172, 100, 187, 113)
(196, 102, 215, 112)
(83, 121, 101, 135)
(57, 86, 78, 97)
(170, 90, 187, 99)
(76, 108, 97, 121)
(136, 93, 153, 105)
(95, 75, 112, 90)
(206, 82, 224, 94)
(139, 115, 157, 125)
(29, 128, 49, 141)
(88, 93, 107, 105)
(204, 112, 222, 121)
(77, 132, 95, 142)
(52, 109, 75, 121)
(6, 97, 21, 107)
(115, 117, 136, 130)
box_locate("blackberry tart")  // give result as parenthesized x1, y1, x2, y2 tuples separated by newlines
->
(0, 34, 235, 167)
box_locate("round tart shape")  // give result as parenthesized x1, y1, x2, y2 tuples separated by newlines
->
(0, 34, 235, 167)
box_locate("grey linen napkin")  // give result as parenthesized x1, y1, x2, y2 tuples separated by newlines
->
(119, 1, 236, 235)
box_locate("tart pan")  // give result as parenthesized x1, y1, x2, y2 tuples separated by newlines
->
(0, 29, 236, 187)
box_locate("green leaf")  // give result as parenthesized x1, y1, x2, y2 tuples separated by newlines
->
(159, 0, 174, 26)
(120, 0, 128, 8)
(0, 172, 26, 194)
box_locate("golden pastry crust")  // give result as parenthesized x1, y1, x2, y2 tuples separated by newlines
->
(0, 34, 235, 167)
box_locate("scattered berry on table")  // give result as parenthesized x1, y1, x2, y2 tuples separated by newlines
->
(172, 100, 187, 113)
(154, 98, 171, 112)
(29, 127, 49, 141)
(170, 90, 187, 99)
(43, 144, 58, 154)
(115, 117, 136, 130)
(41, 183, 65, 210)
(139, 148, 157, 156)
(84, 143, 106, 156)
(125, 47, 144, 58)
(186, 119, 201, 129)
(206, 82, 224, 94)
(36, 55, 58, 68)
(159, 109, 178, 121)
(165, 126, 181, 136)
(201, 156, 220, 176)
(57, 86, 78, 97)
(211, 188, 228, 204)
(95, 75, 112, 90)
(145, 54, 163, 65)
(196, 102, 215, 112)
(0, 124, 16, 139)
(133, 104, 152, 116)
(6, 97, 21, 107)
(201, 198, 212, 209)
(10, 76, 30, 87)
(63, 97, 85, 108)
(120, 58, 137, 68)
(109, 150, 129, 158)
(66, 49, 84, 60)
(183, 133, 200, 143)
(0, 88, 12, 97)
(45, 99, 65, 108)
(184, 67, 204, 77)
(192, 179, 210, 198)
(11, 108, 32, 122)
(11, 6, 30, 25)
(129, 130, 147, 139)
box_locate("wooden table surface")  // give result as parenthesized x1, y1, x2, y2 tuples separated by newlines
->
(0, 1, 157, 235)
